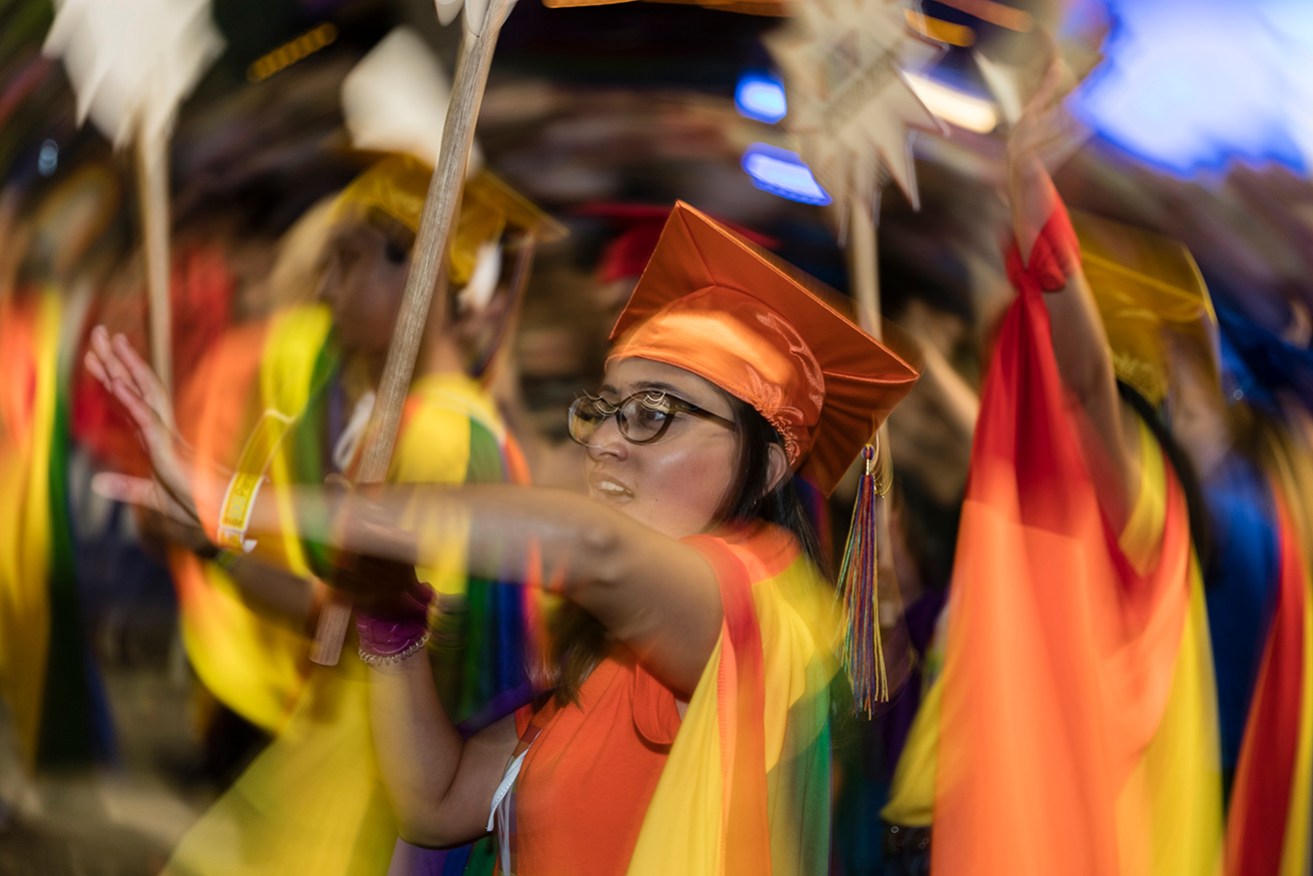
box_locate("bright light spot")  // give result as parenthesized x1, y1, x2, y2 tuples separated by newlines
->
(741, 144, 831, 205)
(735, 72, 788, 124)
(1073, 0, 1311, 175)
(904, 73, 997, 134)
(37, 139, 58, 176)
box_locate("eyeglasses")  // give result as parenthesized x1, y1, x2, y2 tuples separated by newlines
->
(567, 390, 736, 446)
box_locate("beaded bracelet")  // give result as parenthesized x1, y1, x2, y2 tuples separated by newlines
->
(355, 581, 434, 667)
(358, 631, 431, 667)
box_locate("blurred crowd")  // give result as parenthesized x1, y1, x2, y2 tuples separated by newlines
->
(2, 0, 1313, 873)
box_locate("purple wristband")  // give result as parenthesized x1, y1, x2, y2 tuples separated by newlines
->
(355, 583, 434, 661)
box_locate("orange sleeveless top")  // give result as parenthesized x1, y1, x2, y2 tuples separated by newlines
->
(507, 650, 682, 875)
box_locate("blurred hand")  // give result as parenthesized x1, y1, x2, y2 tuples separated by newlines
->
(85, 325, 207, 529)
(1005, 37, 1086, 201)
(311, 475, 424, 605)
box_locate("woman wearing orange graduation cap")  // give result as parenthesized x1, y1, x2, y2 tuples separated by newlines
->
(88, 201, 919, 874)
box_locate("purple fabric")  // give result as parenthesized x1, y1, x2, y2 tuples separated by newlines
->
(387, 839, 456, 876)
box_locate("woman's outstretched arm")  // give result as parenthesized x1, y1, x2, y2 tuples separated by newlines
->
(1005, 61, 1141, 529)
(86, 321, 725, 695)
(247, 482, 724, 698)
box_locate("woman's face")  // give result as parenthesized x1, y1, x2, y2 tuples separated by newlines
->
(316, 219, 409, 355)
(582, 357, 740, 539)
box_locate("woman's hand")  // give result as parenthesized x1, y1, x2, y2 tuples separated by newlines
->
(84, 326, 209, 529)
(1002, 39, 1087, 259)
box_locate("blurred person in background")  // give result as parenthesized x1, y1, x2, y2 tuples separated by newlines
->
(95, 152, 556, 874)
(0, 160, 146, 831)
(1209, 299, 1313, 874)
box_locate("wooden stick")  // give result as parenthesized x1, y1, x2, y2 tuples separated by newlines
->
(311, 4, 513, 666)
(847, 195, 881, 340)
(136, 136, 172, 393)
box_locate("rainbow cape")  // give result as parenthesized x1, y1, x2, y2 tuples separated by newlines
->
(883, 279, 1222, 874)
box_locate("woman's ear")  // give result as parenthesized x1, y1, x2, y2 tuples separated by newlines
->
(764, 442, 791, 496)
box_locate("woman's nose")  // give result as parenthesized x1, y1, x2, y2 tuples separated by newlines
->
(316, 260, 341, 305)
(585, 413, 627, 460)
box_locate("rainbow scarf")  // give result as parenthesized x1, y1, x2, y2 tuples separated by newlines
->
(167, 305, 533, 875)
(625, 523, 836, 875)
(1225, 430, 1313, 876)
(0, 290, 108, 769)
(883, 283, 1222, 874)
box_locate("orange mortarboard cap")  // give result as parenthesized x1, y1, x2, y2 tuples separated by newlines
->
(608, 201, 919, 496)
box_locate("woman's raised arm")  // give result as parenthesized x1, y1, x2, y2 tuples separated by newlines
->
(1005, 60, 1142, 529)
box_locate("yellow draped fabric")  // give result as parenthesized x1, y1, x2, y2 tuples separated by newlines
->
(170, 306, 333, 734)
(0, 292, 60, 766)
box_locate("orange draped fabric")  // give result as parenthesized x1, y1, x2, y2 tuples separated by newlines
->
(932, 278, 1199, 874)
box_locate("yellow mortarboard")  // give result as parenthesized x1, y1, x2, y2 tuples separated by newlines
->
(334, 155, 564, 286)
(1074, 210, 1218, 407)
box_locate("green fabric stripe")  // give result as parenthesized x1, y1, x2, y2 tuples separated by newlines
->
(36, 369, 98, 767)
(292, 335, 341, 574)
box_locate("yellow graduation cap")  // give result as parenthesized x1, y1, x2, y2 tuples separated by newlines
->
(334, 155, 564, 286)
(1074, 210, 1218, 407)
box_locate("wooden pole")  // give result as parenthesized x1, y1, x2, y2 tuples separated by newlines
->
(311, 2, 514, 665)
(136, 136, 172, 394)
(847, 195, 881, 341)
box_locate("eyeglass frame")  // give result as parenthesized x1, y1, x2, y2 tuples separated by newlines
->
(567, 389, 736, 446)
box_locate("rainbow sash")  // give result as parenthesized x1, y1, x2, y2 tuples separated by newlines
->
(627, 524, 836, 875)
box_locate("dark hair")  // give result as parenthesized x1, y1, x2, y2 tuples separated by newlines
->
(715, 397, 830, 577)
(544, 395, 828, 705)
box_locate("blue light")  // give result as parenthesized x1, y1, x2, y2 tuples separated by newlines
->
(37, 139, 58, 177)
(1072, 0, 1313, 175)
(741, 144, 831, 206)
(735, 72, 788, 124)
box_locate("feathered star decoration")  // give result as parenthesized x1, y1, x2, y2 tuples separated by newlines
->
(43, 0, 223, 150)
(342, 27, 484, 174)
(768, 0, 944, 212)
(434, 0, 517, 37)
